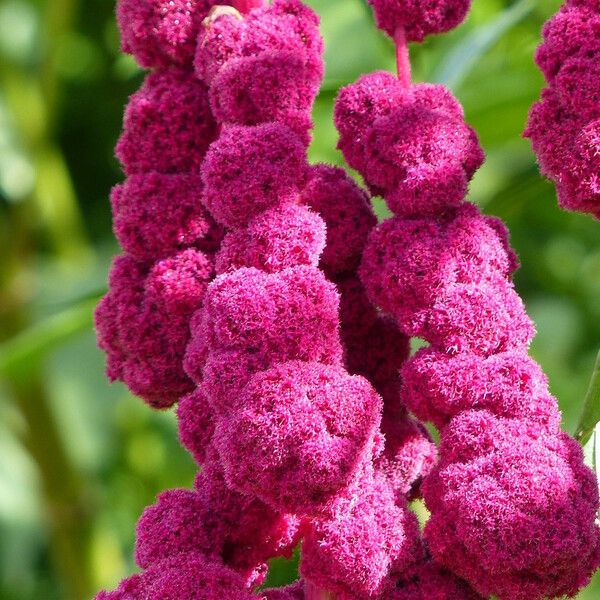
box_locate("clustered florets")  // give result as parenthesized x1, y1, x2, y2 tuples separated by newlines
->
(96, 1, 600, 599)
(526, 0, 600, 217)
(341, 4, 600, 598)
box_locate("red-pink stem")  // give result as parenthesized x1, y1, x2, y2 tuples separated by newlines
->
(394, 26, 411, 88)
(232, 0, 267, 13)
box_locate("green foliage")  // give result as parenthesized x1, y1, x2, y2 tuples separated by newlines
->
(0, 0, 598, 598)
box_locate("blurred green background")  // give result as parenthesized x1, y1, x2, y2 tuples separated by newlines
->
(0, 0, 598, 598)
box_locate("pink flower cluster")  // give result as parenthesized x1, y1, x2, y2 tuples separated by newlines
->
(96, 1, 600, 598)
(336, 21, 600, 599)
(95, 0, 230, 407)
(525, 0, 600, 217)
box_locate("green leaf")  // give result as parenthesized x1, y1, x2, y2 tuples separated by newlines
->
(432, 0, 536, 90)
(0, 297, 98, 381)
(576, 351, 600, 446)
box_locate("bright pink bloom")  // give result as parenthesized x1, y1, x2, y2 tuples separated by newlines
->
(195, 0, 323, 86)
(117, 0, 220, 68)
(215, 360, 383, 515)
(116, 69, 217, 175)
(215, 204, 326, 274)
(366, 0, 472, 41)
(97, 553, 257, 599)
(263, 582, 305, 599)
(301, 469, 422, 598)
(200, 267, 343, 366)
(302, 164, 377, 275)
(360, 204, 517, 336)
(423, 411, 600, 600)
(209, 51, 318, 144)
(201, 123, 308, 228)
(177, 388, 214, 464)
(111, 172, 222, 260)
(95, 251, 213, 407)
(401, 348, 561, 431)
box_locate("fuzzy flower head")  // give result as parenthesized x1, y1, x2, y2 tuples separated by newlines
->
(215, 360, 383, 515)
(335, 76, 483, 214)
(302, 164, 377, 275)
(111, 173, 223, 260)
(201, 123, 308, 228)
(423, 411, 600, 600)
(200, 266, 343, 368)
(117, 0, 222, 68)
(196, 0, 323, 85)
(116, 69, 217, 176)
(97, 553, 257, 599)
(301, 469, 423, 599)
(176, 388, 214, 464)
(401, 348, 561, 431)
(359, 204, 518, 336)
(215, 204, 326, 274)
(95, 251, 213, 407)
(366, 0, 472, 41)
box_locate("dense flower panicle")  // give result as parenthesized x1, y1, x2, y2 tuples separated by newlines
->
(376, 412, 437, 501)
(215, 204, 326, 274)
(301, 469, 422, 599)
(366, 0, 472, 41)
(359, 204, 518, 335)
(201, 123, 308, 228)
(420, 276, 535, 356)
(335, 75, 483, 214)
(209, 51, 318, 144)
(401, 348, 560, 430)
(116, 0, 223, 69)
(391, 561, 484, 599)
(95, 250, 213, 407)
(195, 0, 323, 86)
(116, 69, 218, 175)
(111, 173, 223, 260)
(177, 388, 214, 464)
(526, 1, 600, 216)
(423, 411, 600, 600)
(302, 164, 377, 275)
(201, 267, 343, 366)
(215, 360, 383, 515)
(97, 553, 257, 599)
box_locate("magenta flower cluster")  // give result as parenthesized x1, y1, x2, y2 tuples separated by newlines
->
(337, 13, 600, 600)
(96, 1, 600, 599)
(525, 0, 600, 217)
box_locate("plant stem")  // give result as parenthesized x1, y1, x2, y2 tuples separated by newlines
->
(394, 26, 411, 88)
(576, 349, 600, 445)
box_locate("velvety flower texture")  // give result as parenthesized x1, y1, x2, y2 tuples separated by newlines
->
(424, 411, 600, 600)
(200, 122, 308, 228)
(391, 560, 484, 599)
(117, 0, 219, 68)
(95, 251, 213, 407)
(302, 164, 377, 275)
(366, 0, 472, 41)
(111, 172, 222, 260)
(525, 1, 600, 217)
(116, 68, 218, 176)
(338, 49, 600, 596)
(301, 469, 422, 599)
(197, 0, 324, 143)
(335, 73, 483, 214)
(215, 360, 383, 515)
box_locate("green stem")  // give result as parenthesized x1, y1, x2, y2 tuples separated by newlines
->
(576, 350, 600, 445)
(8, 371, 95, 600)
